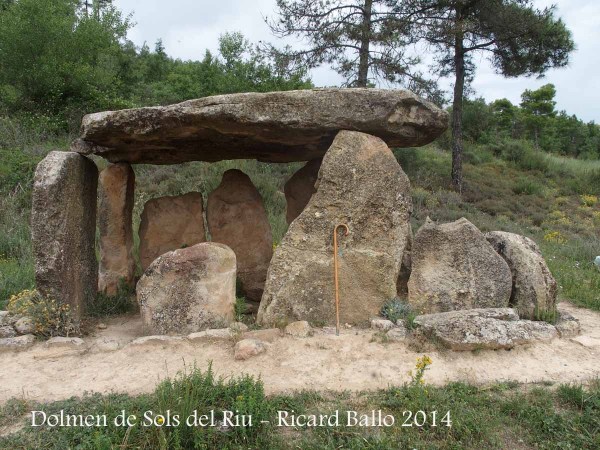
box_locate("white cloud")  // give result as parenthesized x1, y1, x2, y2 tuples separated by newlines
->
(114, 0, 599, 122)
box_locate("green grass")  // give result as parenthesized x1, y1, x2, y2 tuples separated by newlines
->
(1, 367, 598, 449)
(87, 279, 138, 317)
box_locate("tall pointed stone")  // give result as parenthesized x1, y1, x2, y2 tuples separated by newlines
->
(31, 151, 98, 320)
(139, 192, 206, 271)
(98, 163, 136, 295)
(284, 158, 321, 224)
(207, 169, 273, 303)
(257, 131, 412, 327)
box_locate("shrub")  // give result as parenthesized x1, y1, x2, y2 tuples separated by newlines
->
(581, 194, 598, 207)
(7, 289, 79, 337)
(463, 145, 494, 165)
(544, 231, 567, 244)
(380, 297, 412, 323)
(152, 365, 274, 448)
(488, 139, 550, 173)
(411, 186, 431, 210)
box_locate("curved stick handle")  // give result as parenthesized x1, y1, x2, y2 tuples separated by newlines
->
(333, 223, 350, 336)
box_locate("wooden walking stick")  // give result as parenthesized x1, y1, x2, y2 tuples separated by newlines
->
(333, 223, 350, 336)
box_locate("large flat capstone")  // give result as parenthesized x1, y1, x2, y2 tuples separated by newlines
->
(72, 89, 448, 164)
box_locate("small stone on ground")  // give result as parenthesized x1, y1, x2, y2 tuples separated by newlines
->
(370, 319, 395, 331)
(386, 326, 407, 341)
(234, 339, 267, 360)
(285, 321, 313, 338)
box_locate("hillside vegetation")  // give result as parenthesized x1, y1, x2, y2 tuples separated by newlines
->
(1, 133, 598, 312)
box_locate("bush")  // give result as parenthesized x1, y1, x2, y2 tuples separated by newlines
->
(152, 365, 274, 449)
(463, 144, 494, 165)
(380, 297, 413, 323)
(7, 289, 80, 337)
(488, 139, 550, 173)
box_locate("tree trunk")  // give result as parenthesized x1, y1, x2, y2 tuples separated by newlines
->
(451, 13, 465, 193)
(357, 0, 373, 87)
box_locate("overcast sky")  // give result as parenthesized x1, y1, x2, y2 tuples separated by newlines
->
(113, 0, 599, 122)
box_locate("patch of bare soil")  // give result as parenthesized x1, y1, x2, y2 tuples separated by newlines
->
(1, 302, 599, 404)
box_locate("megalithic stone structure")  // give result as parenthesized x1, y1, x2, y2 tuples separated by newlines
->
(257, 130, 413, 327)
(207, 169, 273, 304)
(284, 158, 321, 225)
(31, 151, 98, 320)
(138, 192, 207, 271)
(98, 163, 136, 295)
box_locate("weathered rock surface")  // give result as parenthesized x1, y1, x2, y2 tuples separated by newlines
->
(73, 89, 448, 164)
(234, 339, 266, 360)
(413, 308, 558, 351)
(257, 130, 412, 327)
(408, 218, 512, 315)
(387, 326, 407, 341)
(98, 163, 136, 294)
(207, 170, 273, 302)
(32, 151, 98, 320)
(137, 242, 236, 334)
(93, 337, 120, 352)
(14, 317, 34, 335)
(139, 192, 206, 271)
(555, 308, 581, 338)
(486, 231, 557, 320)
(45, 336, 85, 349)
(0, 326, 16, 338)
(187, 328, 232, 342)
(370, 319, 395, 331)
(128, 335, 185, 347)
(284, 159, 321, 224)
(285, 321, 313, 338)
(242, 328, 282, 343)
(0, 334, 35, 352)
(229, 322, 249, 333)
(0, 311, 9, 326)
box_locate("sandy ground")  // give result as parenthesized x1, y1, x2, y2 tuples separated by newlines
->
(0, 302, 599, 405)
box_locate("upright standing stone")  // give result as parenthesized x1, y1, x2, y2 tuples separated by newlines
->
(137, 242, 236, 334)
(139, 192, 206, 271)
(284, 159, 321, 224)
(408, 218, 513, 315)
(486, 231, 557, 320)
(98, 163, 136, 295)
(207, 170, 273, 303)
(257, 130, 412, 327)
(31, 151, 98, 320)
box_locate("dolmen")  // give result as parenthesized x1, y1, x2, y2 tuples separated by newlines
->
(30, 88, 562, 344)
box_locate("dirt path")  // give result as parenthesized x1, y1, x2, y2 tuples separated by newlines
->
(1, 302, 599, 404)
